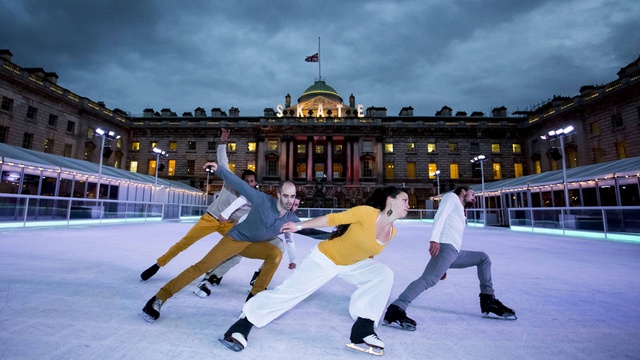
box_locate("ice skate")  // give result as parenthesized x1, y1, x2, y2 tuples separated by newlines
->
(249, 269, 261, 286)
(382, 304, 417, 331)
(140, 263, 160, 281)
(480, 293, 517, 320)
(208, 274, 223, 285)
(220, 316, 253, 352)
(193, 279, 213, 297)
(347, 317, 384, 355)
(139, 296, 162, 322)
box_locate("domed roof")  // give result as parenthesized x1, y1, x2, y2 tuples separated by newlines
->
(297, 80, 343, 104)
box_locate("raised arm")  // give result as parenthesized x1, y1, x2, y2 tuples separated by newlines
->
(281, 215, 329, 233)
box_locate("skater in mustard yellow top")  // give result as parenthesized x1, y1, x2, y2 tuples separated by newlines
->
(220, 186, 409, 356)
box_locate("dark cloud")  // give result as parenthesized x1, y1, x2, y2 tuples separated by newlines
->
(1, 0, 638, 116)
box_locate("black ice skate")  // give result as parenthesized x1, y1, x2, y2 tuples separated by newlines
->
(219, 316, 253, 352)
(346, 317, 385, 356)
(382, 304, 417, 331)
(249, 269, 261, 286)
(140, 263, 160, 281)
(480, 293, 517, 320)
(139, 296, 163, 322)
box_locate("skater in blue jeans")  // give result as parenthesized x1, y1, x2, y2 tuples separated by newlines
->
(383, 186, 516, 331)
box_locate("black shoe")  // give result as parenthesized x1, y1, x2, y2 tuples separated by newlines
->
(140, 296, 163, 322)
(209, 274, 223, 285)
(350, 317, 384, 348)
(249, 270, 261, 286)
(480, 293, 517, 320)
(382, 304, 417, 331)
(194, 279, 213, 297)
(140, 263, 160, 281)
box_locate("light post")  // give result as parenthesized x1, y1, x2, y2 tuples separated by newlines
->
(470, 155, 486, 209)
(432, 169, 441, 196)
(152, 147, 169, 186)
(541, 125, 574, 207)
(94, 128, 120, 200)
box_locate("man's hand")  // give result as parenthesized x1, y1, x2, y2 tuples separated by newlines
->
(280, 222, 298, 233)
(221, 128, 230, 143)
(429, 241, 440, 257)
(203, 162, 219, 171)
(288, 263, 296, 270)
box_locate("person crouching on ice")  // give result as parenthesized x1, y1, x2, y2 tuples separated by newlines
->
(219, 186, 409, 356)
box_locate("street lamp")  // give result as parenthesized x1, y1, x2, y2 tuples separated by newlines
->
(94, 128, 120, 200)
(152, 147, 169, 186)
(470, 154, 486, 209)
(432, 169, 441, 196)
(540, 125, 575, 207)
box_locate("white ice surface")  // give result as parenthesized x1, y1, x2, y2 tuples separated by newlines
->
(1, 221, 639, 360)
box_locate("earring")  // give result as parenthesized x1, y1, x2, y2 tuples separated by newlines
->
(387, 209, 393, 216)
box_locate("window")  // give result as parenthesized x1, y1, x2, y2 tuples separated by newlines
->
(493, 163, 502, 179)
(406, 142, 415, 152)
(363, 160, 373, 177)
(207, 141, 215, 151)
(228, 162, 236, 173)
(26, 106, 38, 120)
(187, 160, 195, 175)
(512, 144, 521, 154)
(150, 141, 158, 150)
(612, 114, 623, 129)
(226, 142, 236, 152)
(333, 163, 343, 178)
(268, 140, 278, 151)
(87, 127, 94, 139)
(248, 142, 257, 152)
(428, 163, 437, 179)
(314, 164, 325, 179)
(48, 114, 58, 127)
(44, 138, 54, 154)
(267, 159, 278, 176)
(514, 163, 523, 178)
(148, 160, 157, 175)
(531, 139, 539, 153)
(247, 161, 256, 172)
(1, 96, 13, 112)
(590, 122, 600, 136)
(470, 143, 480, 153)
(593, 147, 603, 163)
(130, 161, 138, 173)
(385, 162, 395, 179)
(22, 133, 34, 149)
(427, 143, 437, 153)
(334, 144, 343, 154)
(491, 144, 501, 153)
(67, 121, 76, 133)
(407, 162, 416, 179)
(188, 141, 196, 151)
(297, 144, 306, 154)
(168, 159, 176, 176)
(315, 145, 325, 154)
(616, 141, 627, 159)
(362, 140, 372, 153)
(63, 144, 73, 157)
(534, 159, 541, 174)
(450, 163, 459, 179)
(132, 142, 140, 151)
(449, 143, 458, 153)
(297, 163, 307, 178)
(0, 126, 7, 143)
(170, 141, 178, 151)
(384, 143, 394, 153)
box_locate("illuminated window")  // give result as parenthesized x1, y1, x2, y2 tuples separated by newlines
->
(332, 163, 343, 178)
(449, 143, 458, 153)
(407, 162, 416, 179)
(87, 128, 94, 139)
(169, 141, 178, 151)
(493, 163, 502, 179)
(228, 162, 236, 173)
(148, 159, 157, 175)
(227, 142, 236, 152)
(248, 142, 257, 152)
(512, 144, 521, 154)
(450, 163, 459, 179)
(406, 142, 415, 152)
(514, 163, 523, 178)
(315, 145, 325, 154)
(616, 141, 627, 159)
(297, 162, 307, 177)
(334, 144, 343, 154)
(247, 161, 256, 172)
(132, 142, 140, 151)
(130, 160, 138, 173)
(534, 159, 541, 174)
(115, 138, 122, 149)
(428, 163, 437, 179)
(268, 140, 278, 151)
(150, 141, 158, 150)
(297, 144, 306, 154)
(168, 159, 176, 176)
(491, 144, 500, 153)
(384, 143, 394, 153)
(385, 162, 395, 179)
(427, 143, 437, 153)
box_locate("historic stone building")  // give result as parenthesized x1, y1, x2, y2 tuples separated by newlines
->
(2, 48, 639, 208)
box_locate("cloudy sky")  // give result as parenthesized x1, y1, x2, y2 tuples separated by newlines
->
(1, 0, 639, 117)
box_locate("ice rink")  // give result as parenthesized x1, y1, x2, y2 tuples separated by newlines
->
(1, 220, 639, 360)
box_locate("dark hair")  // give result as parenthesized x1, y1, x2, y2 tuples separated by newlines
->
(241, 169, 256, 180)
(277, 180, 296, 194)
(453, 186, 470, 196)
(328, 186, 407, 240)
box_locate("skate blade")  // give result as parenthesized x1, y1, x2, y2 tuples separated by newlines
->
(382, 319, 416, 331)
(138, 311, 157, 323)
(482, 312, 517, 321)
(193, 289, 209, 298)
(218, 338, 244, 352)
(346, 343, 384, 356)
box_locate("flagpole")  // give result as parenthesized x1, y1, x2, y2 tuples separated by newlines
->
(318, 37, 321, 81)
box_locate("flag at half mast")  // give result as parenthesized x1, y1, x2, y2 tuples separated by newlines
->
(305, 53, 319, 62)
